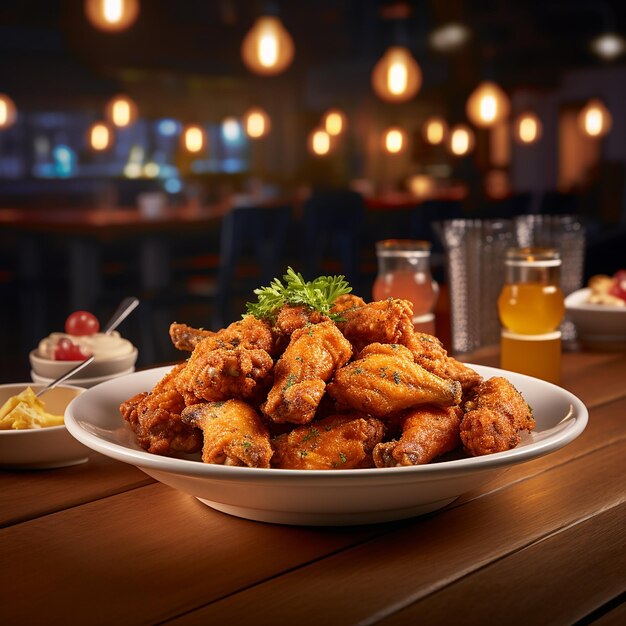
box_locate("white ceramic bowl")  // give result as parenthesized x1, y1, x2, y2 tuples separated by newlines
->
(65, 364, 588, 526)
(565, 288, 626, 343)
(29, 347, 138, 379)
(31, 366, 136, 389)
(0, 383, 89, 469)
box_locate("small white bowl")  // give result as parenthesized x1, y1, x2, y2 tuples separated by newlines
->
(0, 383, 89, 469)
(565, 288, 626, 344)
(31, 366, 136, 389)
(29, 347, 138, 380)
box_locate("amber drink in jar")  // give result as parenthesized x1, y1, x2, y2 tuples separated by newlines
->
(497, 247, 565, 384)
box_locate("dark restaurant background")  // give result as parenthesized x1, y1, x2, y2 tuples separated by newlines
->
(1, 0, 626, 383)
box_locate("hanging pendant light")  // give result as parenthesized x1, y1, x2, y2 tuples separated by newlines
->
(372, 46, 422, 103)
(578, 98, 612, 138)
(88, 122, 112, 151)
(383, 127, 408, 154)
(243, 107, 271, 139)
(182, 125, 207, 153)
(308, 128, 331, 156)
(422, 116, 448, 145)
(448, 124, 475, 156)
(514, 111, 542, 144)
(322, 108, 347, 136)
(466, 81, 510, 128)
(0, 93, 17, 129)
(105, 94, 138, 128)
(85, 0, 139, 33)
(241, 15, 294, 76)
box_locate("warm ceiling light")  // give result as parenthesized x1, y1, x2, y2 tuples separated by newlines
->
(383, 127, 407, 154)
(422, 116, 447, 145)
(222, 117, 241, 142)
(85, 0, 139, 33)
(241, 16, 295, 76)
(579, 98, 612, 138)
(182, 125, 206, 153)
(0, 93, 17, 129)
(323, 109, 347, 136)
(89, 122, 112, 151)
(407, 174, 435, 198)
(448, 124, 475, 156)
(105, 94, 138, 128)
(514, 111, 542, 144)
(243, 107, 271, 139)
(429, 22, 470, 52)
(466, 81, 510, 128)
(590, 33, 626, 60)
(308, 128, 331, 156)
(371, 46, 422, 103)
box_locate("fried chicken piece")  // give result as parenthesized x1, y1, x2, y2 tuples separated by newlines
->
(271, 413, 385, 470)
(327, 343, 462, 418)
(176, 345, 274, 405)
(169, 322, 216, 352)
(404, 332, 482, 394)
(181, 399, 272, 467)
(119, 363, 202, 456)
(273, 305, 329, 337)
(330, 293, 367, 315)
(373, 405, 462, 467)
(460, 376, 534, 456)
(262, 321, 352, 424)
(336, 298, 415, 352)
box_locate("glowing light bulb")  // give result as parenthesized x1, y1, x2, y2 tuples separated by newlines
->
(241, 16, 294, 76)
(579, 99, 612, 138)
(308, 129, 330, 156)
(183, 125, 206, 153)
(243, 107, 270, 139)
(514, 112, 542, 144)
(383, 127, 407, 154)
(372, 47, 422, 103)
(105, 94, 138, 127)
(448, 124, 475, 156)
(85, 0, 139, 33)
(422, 117, 447, 145)
(89, 122, 111, 151)
(323, 109, 346, 136)
(0, 93, 17, 129)
(466, 81, 510, 128)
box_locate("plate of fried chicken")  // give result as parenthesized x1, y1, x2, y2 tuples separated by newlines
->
(65, 271, 588, 526)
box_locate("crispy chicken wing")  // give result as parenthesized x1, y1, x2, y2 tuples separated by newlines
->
(460, 376, 534, 456)
(336, 298, 415, 352)
(327, 342, 462, 418)
(330, 293, 367, 315)
(119, 363, 202, 456)
(373, 405, 462, 467)
(176, 345, 274, 405)
(169, 323, 216, 352)
(262, 321, 352, 424)
(181, 399, 272, 467)
(271, 413, 384, 469)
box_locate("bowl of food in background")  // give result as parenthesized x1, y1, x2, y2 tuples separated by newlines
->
(565, 270, 626, 345)
(0, 383, 88, 469)
(29, 310, 138, 387)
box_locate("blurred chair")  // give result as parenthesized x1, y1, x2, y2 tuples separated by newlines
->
(538, 191, 581, 215)
(301, 189, 365, 289)
(213, 204, 293, 328)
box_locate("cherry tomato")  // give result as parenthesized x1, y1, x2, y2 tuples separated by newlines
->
(54, 338, 90, 361)
(65, 310, 100, 336)
(609, 270, 626, 302)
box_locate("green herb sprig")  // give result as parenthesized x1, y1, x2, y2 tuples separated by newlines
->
(245, 267, 352, 321)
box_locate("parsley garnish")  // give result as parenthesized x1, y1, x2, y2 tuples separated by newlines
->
(245, 267, 352, 321)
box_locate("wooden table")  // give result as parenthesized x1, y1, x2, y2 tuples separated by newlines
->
(2, 347, 625, 625)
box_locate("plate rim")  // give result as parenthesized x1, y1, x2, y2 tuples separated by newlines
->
(64, 363, 589, 481)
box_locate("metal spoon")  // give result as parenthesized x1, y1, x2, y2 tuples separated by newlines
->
(36, 296, 140, 397)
